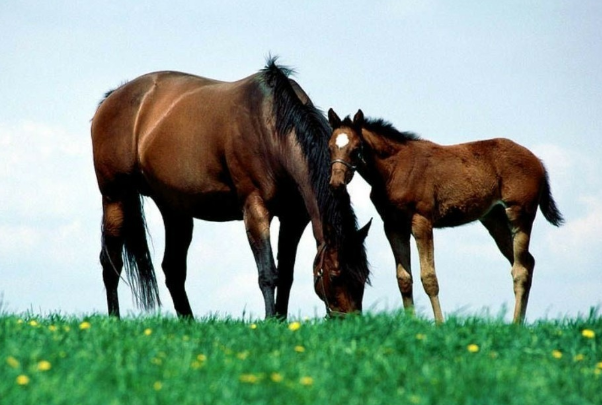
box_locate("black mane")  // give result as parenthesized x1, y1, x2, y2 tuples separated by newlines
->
(260, 58, 370, 285)
(344, 116, 420, 143)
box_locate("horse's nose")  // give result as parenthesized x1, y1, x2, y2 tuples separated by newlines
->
(329, 168, 346, 191)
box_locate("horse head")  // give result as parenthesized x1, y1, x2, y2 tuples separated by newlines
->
(313, 219, 372, 317)
(328, 108, 366, 192)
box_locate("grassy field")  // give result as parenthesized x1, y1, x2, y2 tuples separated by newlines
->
(1, 311, 601, 405)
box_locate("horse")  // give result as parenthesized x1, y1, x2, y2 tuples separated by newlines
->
(90, 59, 371, 319)
(327, 108, 563, 323)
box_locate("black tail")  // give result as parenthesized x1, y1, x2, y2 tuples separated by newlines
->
(539, 168, 564, 227)
(120, 192, 161, 310)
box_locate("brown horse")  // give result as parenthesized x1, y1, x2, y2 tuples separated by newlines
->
(90, 60, 371, 319)
(327, 109, 563, 323)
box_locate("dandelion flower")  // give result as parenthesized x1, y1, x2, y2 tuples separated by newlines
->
(300, 376, 314, 386)
(48, 325, 58, 332)
(197, 354, 207, 362)
(144, 328, 152, 336)
(415, 333, 426, 341)
(16, 375, 30, 386)
(574, 354, 585, 362)
(37, 361, 52, 371)
(270, 373, 283, 383)
(467, 344, 479, 353)
(240, 374, 259, 384)
(250, 323, 257, 330)
(29, 320, 39, 327)
(582, 329, 596, 339)
(552, 350, 563, 359)
(294, 345, 306, 353)
(288, 322, 301, 331)
(596, 362, 602, 370)
(153, 381, 163, 391)
(79, 321, 91, 330)
(6, 356, 20, 368)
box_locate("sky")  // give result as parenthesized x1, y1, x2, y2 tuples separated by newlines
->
(1, 1, 600, 322)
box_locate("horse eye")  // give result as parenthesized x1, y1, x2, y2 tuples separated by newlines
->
(351, 149, 363, 161)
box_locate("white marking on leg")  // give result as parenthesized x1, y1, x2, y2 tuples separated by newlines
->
(335, 133, 349, 148)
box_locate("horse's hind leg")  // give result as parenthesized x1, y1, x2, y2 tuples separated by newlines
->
(100, 197, 125, 317)
(480, 204, 514, 265)
(412, 214, 444, 323)
(275, 214, 308, 319)
(384, 219, 414, 315)
(160, 208, 194, 318)
(505, 205, 536, 323)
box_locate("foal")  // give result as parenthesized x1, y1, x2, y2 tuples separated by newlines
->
(328, 109, 563, 323)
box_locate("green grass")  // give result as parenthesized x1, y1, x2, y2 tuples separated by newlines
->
(1, 311, 601, 405)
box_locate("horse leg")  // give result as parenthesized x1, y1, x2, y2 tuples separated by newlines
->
(384, 220, 414, 315)
(243, 194, 277, 318)
(160, 208, 194, 318)
(275, 215, 308, 319)
(100, 197, 125, 317)
(480, 204, 514, 265)
(506, 206, 536, 323)
(411, 214, 444, 323)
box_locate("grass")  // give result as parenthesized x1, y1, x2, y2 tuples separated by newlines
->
(1, 311, 601, 405)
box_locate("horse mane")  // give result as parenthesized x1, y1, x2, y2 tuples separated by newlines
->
(260, 57, 370, 285)
(344, 115, 420, 143)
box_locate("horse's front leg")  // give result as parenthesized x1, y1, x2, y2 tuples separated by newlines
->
(243, 194, 277, 318)
(412, 214, 444, 323)
(384, 219, 414, 315)
(275, 214, 309, 319)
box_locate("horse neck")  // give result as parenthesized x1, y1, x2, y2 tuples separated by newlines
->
(359, 128, 404, 185)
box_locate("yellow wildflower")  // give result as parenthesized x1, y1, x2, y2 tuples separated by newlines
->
(552, 350, 563, 359)
(144, 328, 152, 336)
(467, 344, 479, 353)
(153, 381, 163, 391)
(415, 333, 426, 341)
(270, 373, 283, 383)
(237, 351, 250, 360)
(596, 362, 602, 370)
(574, 354, 585, 362)
(29, 320, 39, 327)
(240, 374, 259, 384)
(6, 356, 20, 368)
(250, 323, 257, 330)
(197, 354, 207, 362)
(48, 325, 57, 332)
(294, 345, 306, 353)
(582, 329, 596, 339)
(300, 376, 314, 386)
(37, 361, 52, 371)
(16, 375, 30, 386)
(79, 321, 91, 330)
(288, 322, 301, 331)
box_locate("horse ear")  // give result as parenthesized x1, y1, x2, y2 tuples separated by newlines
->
(356, 218, 372, 242)
(353, 109, 365, 126)
(328, 108, 342, 128)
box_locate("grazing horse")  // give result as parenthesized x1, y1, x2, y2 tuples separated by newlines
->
(327, 109, 563, 323)
(90, 60, 371, 319)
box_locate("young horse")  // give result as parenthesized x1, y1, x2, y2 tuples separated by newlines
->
(90, 60, 370, 319)
(328, 109, 563, 323)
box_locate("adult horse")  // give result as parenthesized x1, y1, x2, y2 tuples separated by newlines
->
(90, 60, 370, 319)
(327, 109, 563, 323)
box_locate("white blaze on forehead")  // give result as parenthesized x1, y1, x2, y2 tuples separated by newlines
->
(335, 133, 350, 148)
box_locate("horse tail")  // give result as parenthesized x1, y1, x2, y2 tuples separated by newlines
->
(539, 167, 564, 227)
(118, 190, 161, 310)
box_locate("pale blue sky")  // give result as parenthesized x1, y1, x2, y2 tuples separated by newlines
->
(1, 1, 600, 320)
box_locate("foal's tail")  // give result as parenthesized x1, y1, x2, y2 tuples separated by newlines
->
(118, 191, 161, 310)
(539, 168, 564, 227)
